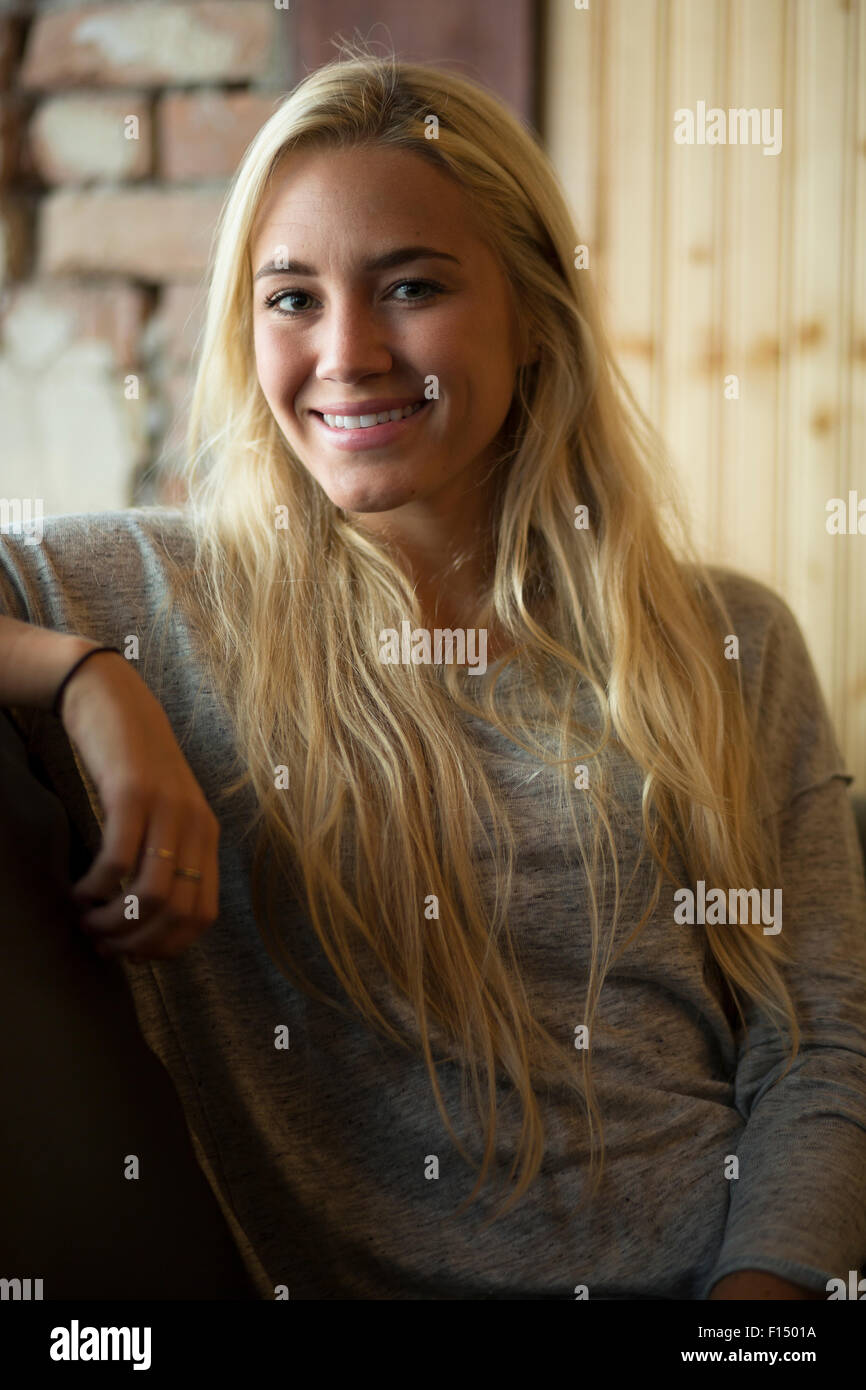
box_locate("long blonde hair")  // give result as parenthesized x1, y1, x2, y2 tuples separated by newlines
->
(156, 41, 799, 1223)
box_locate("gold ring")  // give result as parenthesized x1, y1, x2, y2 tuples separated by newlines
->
(174, 866, 203, 882)
(144, 846, 175, 860)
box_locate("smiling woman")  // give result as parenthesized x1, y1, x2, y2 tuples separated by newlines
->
(1, 39, 865, 1304)
(247, 140, 527, 576)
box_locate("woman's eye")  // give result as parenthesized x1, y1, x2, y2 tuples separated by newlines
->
(265, 289, 313, 315)
(391, 280, 441, 303)
(263, 279, 444, 317)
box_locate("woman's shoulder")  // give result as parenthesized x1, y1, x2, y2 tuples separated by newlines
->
(698, 563, 850, 799)
(700, 563, 797, 635)
(0, 502, 195, 561)
(13, 502, 192, 551)
(0, 504, 196, 630)
(695, 563, 814, 685)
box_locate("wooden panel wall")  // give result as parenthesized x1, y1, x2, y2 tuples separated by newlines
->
(542, 0, 866, 785)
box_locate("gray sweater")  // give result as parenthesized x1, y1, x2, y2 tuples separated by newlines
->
(2, 506, 866, 1300)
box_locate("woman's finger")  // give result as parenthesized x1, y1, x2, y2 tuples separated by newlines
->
(79, 805, 183, 934)
(86, 816, 217, 958)
(71, 785, 149, 907)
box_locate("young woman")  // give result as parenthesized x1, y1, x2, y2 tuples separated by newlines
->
(2, 46, 865, 1302)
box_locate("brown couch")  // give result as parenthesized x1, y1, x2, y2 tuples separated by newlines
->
(0, 708, 258, 1300)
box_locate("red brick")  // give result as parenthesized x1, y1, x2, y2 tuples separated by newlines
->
(29, 92, 152, 183)
(0, 93, 23, 186)
(160, 368, 195, 459)
(0, 194, 34, 284)
(20, 3, 274, 90)
(1, 278, 150, 370)
(145, 282, 206, 363)
(0, 16, 25, 89)
(157, 89, 279, 182)
(38, 185, 226, 280)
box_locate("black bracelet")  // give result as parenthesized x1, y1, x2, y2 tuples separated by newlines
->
(52, 645, 123, 719)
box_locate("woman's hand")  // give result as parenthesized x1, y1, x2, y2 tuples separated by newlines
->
(58, 649, 220, 962)
(708, 1270, 825, 1300)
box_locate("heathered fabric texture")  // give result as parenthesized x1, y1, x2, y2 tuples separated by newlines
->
(2, 506, 866, 1301)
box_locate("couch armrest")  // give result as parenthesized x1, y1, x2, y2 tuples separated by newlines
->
(0, 709, 258, 1300)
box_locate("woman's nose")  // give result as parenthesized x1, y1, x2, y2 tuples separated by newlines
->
(313, 301, 395, 378)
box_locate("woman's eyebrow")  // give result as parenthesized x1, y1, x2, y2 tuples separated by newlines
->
(252, 245, 461, 281)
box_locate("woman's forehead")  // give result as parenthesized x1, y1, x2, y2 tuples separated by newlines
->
(248, 145, 477, 259)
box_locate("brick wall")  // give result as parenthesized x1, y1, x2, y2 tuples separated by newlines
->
(0, 1, 288, 514)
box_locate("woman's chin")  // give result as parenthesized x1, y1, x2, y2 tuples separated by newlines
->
(325, 484, 419, 515)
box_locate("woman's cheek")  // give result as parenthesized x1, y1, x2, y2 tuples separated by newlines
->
(254, 349, 291, 416)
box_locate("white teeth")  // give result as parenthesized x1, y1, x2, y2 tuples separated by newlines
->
(321, 401, 425, 430)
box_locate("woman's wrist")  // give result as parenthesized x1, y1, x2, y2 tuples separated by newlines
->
(56, 644, 127, 725)
(0, 617, 104, 712)
(53, 642, 124, 722)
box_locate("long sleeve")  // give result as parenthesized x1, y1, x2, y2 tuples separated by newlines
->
(701, 768, 866, 1297)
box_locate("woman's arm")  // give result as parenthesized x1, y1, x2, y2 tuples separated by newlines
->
(0, 612, 109, 710)
(708, 1271, 824, 1300)
(0, 612, 221, 961)
(702, 773, 866, 1299)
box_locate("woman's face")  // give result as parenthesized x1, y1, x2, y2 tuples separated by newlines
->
(249, 143, 525, 523)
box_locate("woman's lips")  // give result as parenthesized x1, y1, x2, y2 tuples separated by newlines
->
(309, 399, 432, 450)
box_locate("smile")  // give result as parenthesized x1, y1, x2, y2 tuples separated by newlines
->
(310, 399, 432, 450)
(321, 401, 425, 430)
